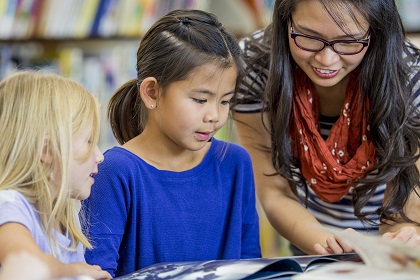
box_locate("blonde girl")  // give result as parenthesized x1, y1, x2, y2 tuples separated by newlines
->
(0, 71, 111, 279)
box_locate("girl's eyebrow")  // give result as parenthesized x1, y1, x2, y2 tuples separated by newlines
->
(221, 91, 235, 97)
(192, 89, 235, 97)
(294, 22, 365, 39)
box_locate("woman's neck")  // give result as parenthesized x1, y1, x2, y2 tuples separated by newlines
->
(314, 76, 349, 117)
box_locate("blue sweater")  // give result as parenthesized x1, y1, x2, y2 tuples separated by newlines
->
(84, 139, 261, 277)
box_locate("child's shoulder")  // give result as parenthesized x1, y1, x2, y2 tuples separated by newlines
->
(211, 138, 252, 160)
(102, 146, 140, 163)
(0, 189, 27, 205)
(0, 190, 36, 223)
(98, 146, 149, 178)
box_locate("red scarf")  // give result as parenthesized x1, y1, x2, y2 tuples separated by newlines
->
(291, 68, 376, 202)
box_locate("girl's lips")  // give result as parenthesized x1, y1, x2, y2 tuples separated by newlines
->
(312, 67, 340, 78)
(195, 132, 211, 141)
(90, 172, 97, 184)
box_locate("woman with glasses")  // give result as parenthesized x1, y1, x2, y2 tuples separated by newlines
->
(233, 0, 420, 255)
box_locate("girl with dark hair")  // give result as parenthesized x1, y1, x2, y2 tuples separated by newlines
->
(84, 9, 261, 277)
(233, 0, 420, 256)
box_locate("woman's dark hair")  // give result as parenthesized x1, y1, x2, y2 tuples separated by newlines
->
(246, 0, 420, 225)
(108, 9, 242, 145)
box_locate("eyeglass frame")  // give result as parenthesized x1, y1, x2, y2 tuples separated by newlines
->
(289, 20, 370, 55)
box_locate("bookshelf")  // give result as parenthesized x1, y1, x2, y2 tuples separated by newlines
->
(0, 0, 270, 149)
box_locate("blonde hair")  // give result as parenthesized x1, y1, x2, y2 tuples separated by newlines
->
(0, 70, 100, 256)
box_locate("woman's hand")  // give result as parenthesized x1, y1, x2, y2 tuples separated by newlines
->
(382, 225, 420, 247)
(313, 228, 358, 255)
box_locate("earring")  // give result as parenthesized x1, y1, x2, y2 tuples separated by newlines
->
(150, 104, 155, 109)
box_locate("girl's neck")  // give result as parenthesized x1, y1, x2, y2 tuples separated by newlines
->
(123, 130, 210, 172)
(49, 219, 65, 235)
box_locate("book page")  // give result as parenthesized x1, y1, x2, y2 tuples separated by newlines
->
(292, 261, 419, 280)
(293, 228, 420, 279)
(332, 228, 420, 273)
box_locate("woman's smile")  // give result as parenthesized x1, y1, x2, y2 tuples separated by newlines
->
(312, 67, 340, 78)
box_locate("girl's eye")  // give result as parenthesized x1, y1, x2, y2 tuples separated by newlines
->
(192, 98, 206, 104)
(221, 100, 231, 105)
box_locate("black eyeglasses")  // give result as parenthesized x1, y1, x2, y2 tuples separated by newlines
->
(290, 22, 370, 55)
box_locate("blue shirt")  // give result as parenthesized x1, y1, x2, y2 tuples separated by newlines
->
(84, 138, 261, 277)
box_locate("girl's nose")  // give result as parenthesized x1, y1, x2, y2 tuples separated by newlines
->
(204, 105, 220, 123)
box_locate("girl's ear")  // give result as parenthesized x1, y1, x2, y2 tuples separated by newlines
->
(40, 138, 53, 164)
(139, 77, 159, 109)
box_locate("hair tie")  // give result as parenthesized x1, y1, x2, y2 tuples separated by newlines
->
(179, 17, 192, 25)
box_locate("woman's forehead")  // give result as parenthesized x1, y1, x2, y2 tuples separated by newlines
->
(292, 0, 369, 35)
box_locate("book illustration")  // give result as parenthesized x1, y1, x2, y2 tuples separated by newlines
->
(113, 254, 359, 280)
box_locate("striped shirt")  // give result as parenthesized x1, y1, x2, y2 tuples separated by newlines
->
(235, 28, 420, 234)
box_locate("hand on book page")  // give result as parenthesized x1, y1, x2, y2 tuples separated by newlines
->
(292, 227, 420, 280)
(330, 227, 420, 273)
(113, 254, 360, 280)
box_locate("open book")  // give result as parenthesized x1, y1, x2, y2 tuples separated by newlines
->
(113, 253, 360, 280)
(114, 228, 420, 280)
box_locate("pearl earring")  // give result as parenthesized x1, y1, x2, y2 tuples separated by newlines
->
(150, 104, 155, 109)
